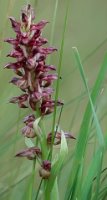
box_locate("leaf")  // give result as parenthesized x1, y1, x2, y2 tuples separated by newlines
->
(51, 178, 59, 200)
(45, 130, 68, 200)
(80, 148, 103, 200)
(65, 49, 107, 200)
(25, 138, 35, 148)
(33, 117, 42, 138)
(72, 47, 105, 147)
(33, 117, 48, 159)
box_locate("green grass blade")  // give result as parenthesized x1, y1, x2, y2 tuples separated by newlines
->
(45, 131, 68, 200)
(50, 0, 70, 159)
(72, 47, 105, 146)
(80, 148, 103, 200)
(51, 178, 59, 200)
(47, 0, 59, 65)
(92, 152, 103, 200)
(65, 50, 107, 200)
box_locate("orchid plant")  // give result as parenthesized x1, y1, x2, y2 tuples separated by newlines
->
(5, 4, 75, 199)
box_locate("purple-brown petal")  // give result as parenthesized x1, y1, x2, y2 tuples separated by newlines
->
(40, 47, 57, 54)
(21, 13, 28, 24)
(4, 38, 19, 45)
(4, 62, 23, 70)
(42, 160, 51, 171)
(22, 125, 36, 138)
(42, 88, 53, 96)
(7, 47, 24, 60)
(35, 37, 48, 47)
(9, 17, 21, 33)
(15, 147, 41, 159)
(42, 74, 58, 81)
(31, 20, 49, 30)
(23, 114, 35, 124)
(10, 94, 28, 108)
(64, 132, 76, 140)
(10, 77, 28, 90)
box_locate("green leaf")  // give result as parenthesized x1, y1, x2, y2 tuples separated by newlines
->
(45, 131, 68, 200)
(33, 117, 48, 159)
(50, 0, 70, 159)
(65, 49, 107, 200)
(80, 148, 103, 200)
(25, 138, 35, 148)
(72, 47, 105, 147)
(51, 178, 59, 200)
(33, 117, 41, 138)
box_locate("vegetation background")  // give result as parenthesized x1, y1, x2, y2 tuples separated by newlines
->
(0, 0, 107, 200)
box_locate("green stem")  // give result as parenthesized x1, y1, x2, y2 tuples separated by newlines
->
(50, 0, 70, 160)
(35, 179, 43, 200)
(29, 159, 36, 200)
(47, 0, 59, 65)
(29, 137, 38, 200)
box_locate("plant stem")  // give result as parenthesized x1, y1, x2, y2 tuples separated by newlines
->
(29, 159, 36, 200)
(35, 179, 43, 200)
(29, 132, 39, 200)
(50, 0, 70, 160)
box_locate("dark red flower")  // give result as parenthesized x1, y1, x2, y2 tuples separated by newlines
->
(16, 147, 41, 160)
(39, 160, 51, 179)
(23, 114, 35, 125)
(22, 125, 36, 138)
(47, 132, 76, 145)
(10, 77, 28, 90)
(5, 4, 65, 167)
(9, 17, 21, 33)
(10, 94, 28, 108)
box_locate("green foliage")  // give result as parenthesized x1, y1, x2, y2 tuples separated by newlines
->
(1, 1, 107, 200)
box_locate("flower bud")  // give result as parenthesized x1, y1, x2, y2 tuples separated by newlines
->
(22, 125, 36, 138)
(15, 147, 41, 160)
(39, 168, 51, 179)
(39, 160, 51, 179)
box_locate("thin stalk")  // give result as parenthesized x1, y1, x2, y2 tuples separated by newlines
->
(55, 104, 63, 135)
(29, 107, 40, 200)
(28, 136, 38, 200)
(34, 105, 63, 200)
(50, 0, 70, 160)
(47, 0, 59, 64)
(35, 179, 43, 200)
(93, 151, 104, 200)
(48, 104, 63, 159)
(28, 159, 36, 200)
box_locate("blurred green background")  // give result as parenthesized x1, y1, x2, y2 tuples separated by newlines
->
(0, 0, 107, 199)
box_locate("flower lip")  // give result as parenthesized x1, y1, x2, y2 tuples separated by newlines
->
(39, 47, 57, 55)
(15, 147, 41, 160)
(4, 38, 19, 45)
(10, 77, 28, 90)
(22, 125, 36, 138)
(47, 132, 76, 145)
(42, 160, 51, 171)
(9, 94, 28, 108)
(9, 17, 21, 33)
(31, 20, 49, 30)
(23, 114, 35, 124)
(21, 4, 35, 23)
(4, 61, 24, 70)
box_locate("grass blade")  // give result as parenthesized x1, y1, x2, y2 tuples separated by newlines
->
(81, 148, 103, 200)
(65, 49, 107, 200)
(50, 0, 70, 159)
(72, 47, 105, 146)
(45, 131, 68, 200)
